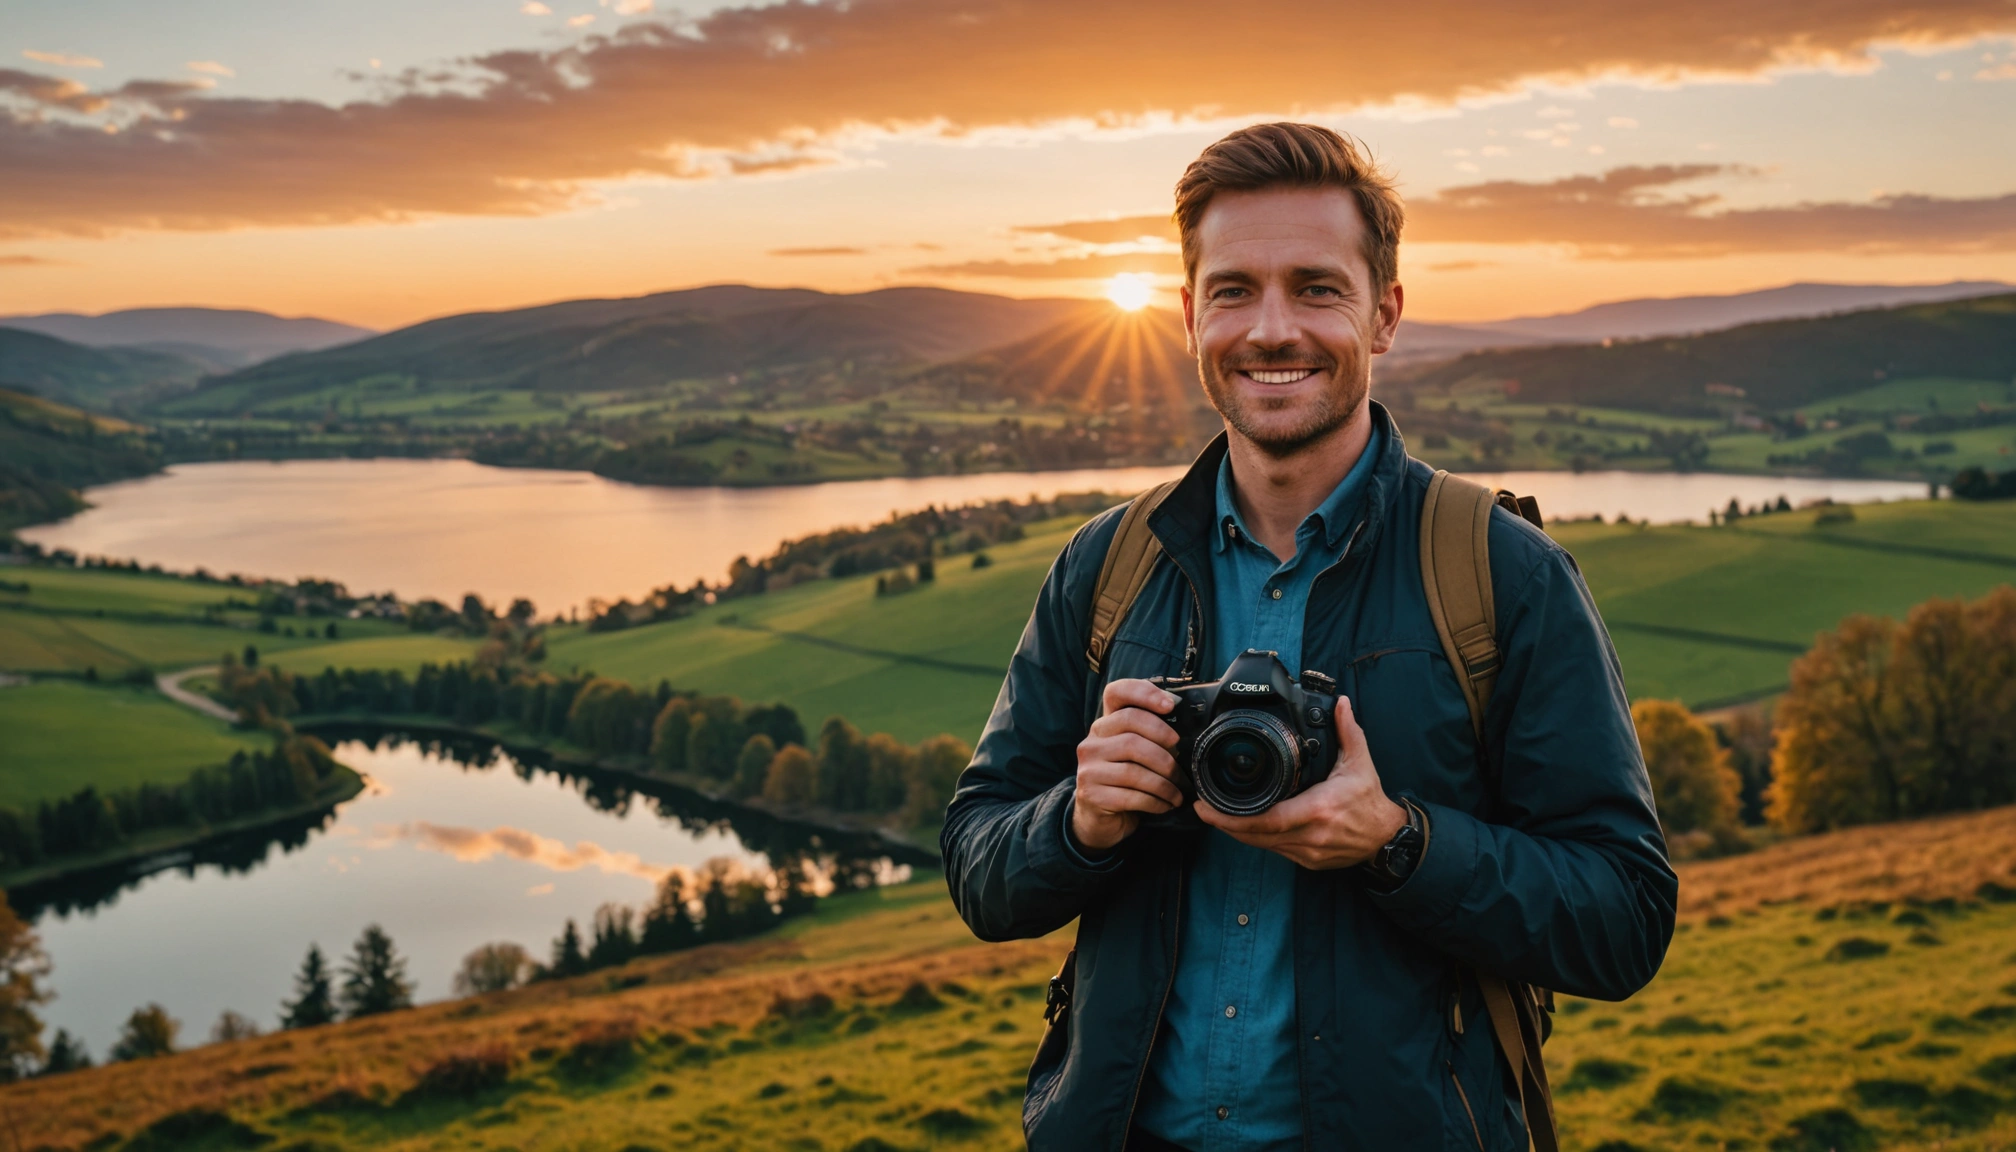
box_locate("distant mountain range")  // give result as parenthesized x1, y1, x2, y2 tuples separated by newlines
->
(1468, 280, 2013, 344)
(0, 307, 375, 373)
(1393, 292, 2016, 413)
(0, 328, 208, 411)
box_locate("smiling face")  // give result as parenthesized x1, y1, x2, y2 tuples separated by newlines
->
(1181, 186, 1403, 458)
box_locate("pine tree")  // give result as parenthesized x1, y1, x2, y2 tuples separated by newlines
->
(39, 1029, 92, 1076)
(109, 1004, 179, 1061)
(280, 943, 338, 1029)
(338, 924, 414, 1019)
(549, 918, 588, 978)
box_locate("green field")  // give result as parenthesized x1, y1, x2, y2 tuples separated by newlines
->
(532, 498, 2016, 744)
(0, 680, 268, 807)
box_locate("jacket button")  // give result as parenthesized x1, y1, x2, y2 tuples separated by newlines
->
(1224, 1005, 1237, 1019)
(1269, 588, 1283, 600)
(1236, 913, 1249, 926)
(1216, 1106, 1229, 1120)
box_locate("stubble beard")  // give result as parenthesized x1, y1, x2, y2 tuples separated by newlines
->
(1198, 346, 1370, 460)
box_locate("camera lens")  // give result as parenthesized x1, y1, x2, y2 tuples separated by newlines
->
(1192, 710, 1302, 817)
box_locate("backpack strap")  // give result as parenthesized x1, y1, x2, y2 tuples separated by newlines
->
(1086, 479, 1181, 675)
(1419, 469, 1558, 1152)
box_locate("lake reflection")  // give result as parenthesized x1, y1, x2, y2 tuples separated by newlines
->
(27, 731, 917, 1057)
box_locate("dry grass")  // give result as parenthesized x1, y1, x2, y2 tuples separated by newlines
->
(1680, 805, 2016, 921)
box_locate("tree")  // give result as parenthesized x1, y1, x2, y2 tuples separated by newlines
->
(0, 891, 51, 1081)
(640, 872, 700, 954)
(650, 697, 694, 773)
(453, 942, 532, 996)
(339, 924, 414, 1018)
(815, 716, 870, 810)
(763, 744, 817, 807)
(209, 1010, 262, 1044)
(587, 903, 636, 970)
(110, 1004, 179, 1061)
(549, 919, 588, 979)
(686, 696, 747, 780)
(904, 735, 973, 826)
(39, 1029, 91, 1076)
(1631, 700, 1741, 845)
(732, 734, 777, 799)
(864, 733, 916, 813)
(280, 943, 338, 1029)
(1769, 587, 2016, 833)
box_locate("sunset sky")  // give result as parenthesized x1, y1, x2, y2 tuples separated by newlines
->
(4, 0, 2015, 330)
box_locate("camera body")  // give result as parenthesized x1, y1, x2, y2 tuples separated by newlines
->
(1151, 649, 1341, 817)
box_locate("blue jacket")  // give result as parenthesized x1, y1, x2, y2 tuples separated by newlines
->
(941, 405, 1677, 1151)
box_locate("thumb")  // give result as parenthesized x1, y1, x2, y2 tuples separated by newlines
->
(1329, 694, 1372, 777)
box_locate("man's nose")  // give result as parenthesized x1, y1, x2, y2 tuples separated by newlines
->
(1244, 288, 1302, 351)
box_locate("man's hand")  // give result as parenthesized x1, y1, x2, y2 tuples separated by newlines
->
(1072, 678, 1185, 853)
(1195, 695, 1406, 870)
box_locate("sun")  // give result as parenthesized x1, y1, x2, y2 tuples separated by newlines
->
(1104, 273, 1154, 312)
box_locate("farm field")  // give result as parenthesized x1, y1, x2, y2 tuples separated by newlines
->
(0, 680, 269, 808)
(534, 497, 2016, 743)
(9, 805, 2016, 1152)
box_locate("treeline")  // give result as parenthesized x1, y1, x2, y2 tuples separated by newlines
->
(225, 660, 971, 829)
(588, 489, 1117, 631)
(1953, 466, 2016, 501)
(0, 735, 343, 873)
(532, 857, 820, 986)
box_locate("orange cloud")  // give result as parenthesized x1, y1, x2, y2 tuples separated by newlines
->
(1014, 217, 1176, 244)
(1409, 165, 2016, 257)
(915, 251, 1183, 279)
(2, 0, 2011, 238)
(769, 246, 868, 257)
(376, 821, 673, 883)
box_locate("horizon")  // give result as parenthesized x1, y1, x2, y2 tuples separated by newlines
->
(4, 1, 2015, 329)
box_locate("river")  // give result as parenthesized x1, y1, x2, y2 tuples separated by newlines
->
(19, 459, 1928, 616)
(24, 730, 916, 1058)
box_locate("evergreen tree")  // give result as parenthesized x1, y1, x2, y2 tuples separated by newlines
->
(639, 873, 700, 955)
(549, 918, 588, 978)
(39, 1029, 91, 1076)
(732, 734, 777, 799)
(586, 904, 637, 970)
(338, 924, 415, 1019)
(280, 943, 338, 1029)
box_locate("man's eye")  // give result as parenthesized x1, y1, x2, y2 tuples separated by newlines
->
(1304, 285, 1340, 297)
(1212, 287, 1245, 299)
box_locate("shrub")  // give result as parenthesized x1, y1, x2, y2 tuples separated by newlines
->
(1632, 700, 1742, 840)
(124, 1108, 268, 1151)
(404, 1045, 513, 1101)
(560, 1019, 638, 1077)
(1768, 1107, 1874, 1152)
(1561, 1058, 1644, 1092)
(1645, 1076, 1736, 1121)
(1826, 937, 1891, 961)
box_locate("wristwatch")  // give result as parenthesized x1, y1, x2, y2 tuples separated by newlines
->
(1357, 798, 1426, 894)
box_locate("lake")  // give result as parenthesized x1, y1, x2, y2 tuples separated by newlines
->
(20, 459, 1928, 616)
(24, 730, 917, 1058)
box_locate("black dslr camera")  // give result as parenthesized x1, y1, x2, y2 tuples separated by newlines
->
(1151, 649, 1341, 817)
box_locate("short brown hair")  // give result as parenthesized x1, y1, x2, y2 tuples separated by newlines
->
(1173, 123, 1404, 291)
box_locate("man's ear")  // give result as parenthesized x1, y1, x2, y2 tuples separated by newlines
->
(1368, 281, 1404, 356)
(1180, 283, 1198, 357)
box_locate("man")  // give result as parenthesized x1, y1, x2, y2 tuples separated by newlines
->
(941, 123, 1675, 1152)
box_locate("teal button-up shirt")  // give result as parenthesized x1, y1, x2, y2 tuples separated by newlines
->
(1134, 423, 1383, 1151)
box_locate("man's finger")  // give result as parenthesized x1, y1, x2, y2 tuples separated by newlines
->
(1192, 797, 1300, 837)
(1088, 707, 1181, 749)
(1082, 784, 1177, 814)
(1332, 695, 1371, 770)
(1102, 677, 1178, 718)
(1082, 760, 1185, 806)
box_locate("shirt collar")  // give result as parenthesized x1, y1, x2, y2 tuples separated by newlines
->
(1213, 420, 1386, 557)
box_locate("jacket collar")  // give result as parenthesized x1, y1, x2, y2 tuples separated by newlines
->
(1150, 399, 1411, 577)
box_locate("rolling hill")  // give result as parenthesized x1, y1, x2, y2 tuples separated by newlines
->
(0, 328, 208, 411)
(1475, 279, 2014, 344)
(1394, 291, 2016, 414)
(0, 388, 161, 530)
(0, 307, 375, 373)
(167, 286, 1092, 415)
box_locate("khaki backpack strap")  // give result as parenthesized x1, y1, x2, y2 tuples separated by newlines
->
(1479, 975, 1560, 1152)
(1086, 479, 1181, 675)
(1419, 470, 1501, 743)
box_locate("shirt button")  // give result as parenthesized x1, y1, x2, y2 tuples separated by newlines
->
(1225, 1005, 1237, 1019)
(1269, 588, 1282, 600)
(1236, 913, 1250, 926)
(1216, 1106, 1230, 1120)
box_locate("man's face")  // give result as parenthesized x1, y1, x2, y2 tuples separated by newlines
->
(1181, 186, 1403, 457)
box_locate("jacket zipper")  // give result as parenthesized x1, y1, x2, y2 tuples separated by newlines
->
(1448, 1060, 1486, 1152)
(1118, 863, 1185, 1144)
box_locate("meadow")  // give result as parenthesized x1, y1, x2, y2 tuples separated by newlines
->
(0, 681, 268, 808)
(9, 805, 2016, 1152)
(531, 496, 2016, 742)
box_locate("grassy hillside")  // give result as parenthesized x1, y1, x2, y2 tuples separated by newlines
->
(529, 497, 2016, 743)
(0, 329, 206, 411)
(0, 681, 270, 808)
(0, 388, 163, 531)
(0, 566, 468, 679)
(1397, 292, 2016, 416)
(11, 806, 2016, 1151)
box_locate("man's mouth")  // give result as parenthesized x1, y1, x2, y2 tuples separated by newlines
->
(1238, 368, 1321, 385)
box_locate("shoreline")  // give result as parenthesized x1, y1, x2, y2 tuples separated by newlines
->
(293, 714, 941, 867)
(0, 764, 366, 898)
